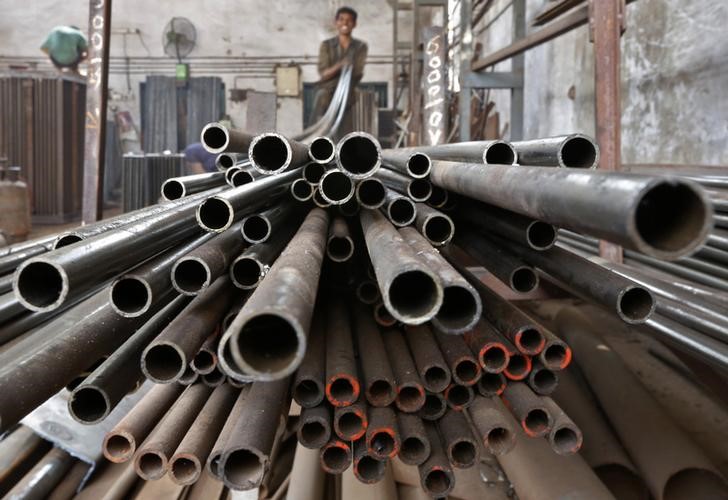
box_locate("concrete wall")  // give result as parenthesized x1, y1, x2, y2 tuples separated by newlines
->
(474, 0, 728, 164)
(0, 0, 396, 144)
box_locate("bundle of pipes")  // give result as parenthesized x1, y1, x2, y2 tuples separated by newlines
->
(0, 122, 723, 498)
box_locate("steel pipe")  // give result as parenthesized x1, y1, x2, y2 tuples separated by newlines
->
(320, 438, 351, 474)
(351, 302, 397, 407)
(326, 217, 354, 262)
(380, 151, 432, 179)
(393, 140, 517, 165)
(335, 132, 382, 179)
(413, 203, 454, 247)
(230, 168, 259, 187)
(404, 324, 452, 393)
(468, 395, 516, 455)
(298, 404, 332, 449)
(249, 133, 309, 175)
(376, 168, 432, 202)
(502, 382, 553, 438)
(352, 438, 386, 484)
(382, 188, 417, 227)
(433, 330, 481, 386)
(308, 137, 336, 164)
(207, 386, 250, 479)
(420, 392, 447, 421)
(430, 161, 712, 260)
(334, 401, 368, 441)
(291, 178, 314, 202)
(293, 312, 326, 408)
(355, 178, 387, 209)
(438, 409, 480, 468)
(443, 383, 475, 411)
(512, 134, 600, 169)
(464, 320, 510, 374)
(201, 123, 255, 154)
(240, 201, 298, 245)
(418, 423, 455, 497)
(382, 328, 426, 413)
(302, 162, 326, 185)
(319, 169, 355, 205)
(325, 299, 360, 407)
(396, 413, 431, 466)
(161, 172, 227, 201)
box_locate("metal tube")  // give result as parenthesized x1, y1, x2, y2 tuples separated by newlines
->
(134, 383, 213, 480)
(443, 383, 475, 411)
(430, 161, 712, 260)
(0, 292, 25, 324)
(169, 384, 239, 485)
(249, 133, 309, 175)
(335, 132, 382, 179)
(111, 233, 214, 316)
(352, 438, 386, 484)
(326, 217, 354, 262)
(3, 447, 73, 500)
(468, 395, 516, 455)
(319, 438, 352, 474)
(192, 332, 219, 375)
(419, 392, 447, 421)
(380, 151, 432, 179)
(413, 203, 454, 247)
(290, 178, 314, 202)
(376, 168, 432, 202)
(230, 218, 299, 290)
(230, 168, 259, 187)
(292, 312, 326, 408)
(68, 296, 189, 424)
(202, 367, 226, 387)
(527, 362, 559, 395)
(464, 320, 510, 374)
(512, 134, 600, 169)
(644, 314, 728, 372)
(502, 382, 553, 438)
(360, 209, 443, 325)
(455, 235, 539, 294)
(476, 372, 507, 397)
(542, 396, 583, 455)
(201, 122, 254, 154)
(366, 406, 399, 460)
(325, 298, 360, 407)
(351, 302, 397, 407)
(103, 382, 185, 463)
(319, 169, 355, 205)
(554, 305, 728, 500)
(355, 178, 387, 209)
(455, 200, 557, 251)
(240, 200, 298, 245)
(355, 280, 380, 305)
(0, 289, 174, 432)
(428, 185, 449, 208)
(438, 409, 480, 468)
(399, 227, 481, 334)
(0, 245, 51, 276)
(179, 364, 200, 385)
(373, 301, 397, 327)
(207, 386, 250, 479)
(302, 162, 326, 185)
(215, 153, 246, 171)
(0, 234, 55, 258)
(396, 413, 431, 466)
(161, 172, 226, 201)
(196, 170, 298, 232)
(334, 401, 368, 441)
(404, 324, 452, 393)
(392, 140, 517, 165)
(308, 137, 336, 164)
(224, 166, 242, 186)
(220, 379, 290, 490)
(0, 274, 12, 295)
(142, 276, 236, 383)
(224, 208, 329, 380)
(418, 423, 455, 497)
(498, 238, 657, 324)
(381, 328, 425, 413)
(433, 329, 481, 386)
(297, 404, 332, 449)
(381, 188, 417, 227)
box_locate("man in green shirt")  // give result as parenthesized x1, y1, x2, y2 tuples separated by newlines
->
(41, 26, 88, 74)
(311, 7, 368, 139)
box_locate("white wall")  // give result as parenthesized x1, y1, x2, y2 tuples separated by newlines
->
(0, 0, 396, 144)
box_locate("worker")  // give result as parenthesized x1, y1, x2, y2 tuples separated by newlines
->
(311, 6, 368, 139)
(184, 143, 217, 174)
(40, 26, 88, 75)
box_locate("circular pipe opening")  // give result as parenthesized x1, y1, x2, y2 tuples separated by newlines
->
(478, 373, 506, 396)
(294, 379, 323, 407)
(524, 408, 550, 435)
(371, 431, 395, 457)
(250, 135, 290, 173)
(202, 125, 228, 151)
(16, 261, 65, 310)
(454, 360, 480, 385)
(367, 379, 395, 406)
(424, 469, 452, 496)
(104, 434, 133, 462)
(322, 445, 349, 472)
(224, 449, 264, 488)
(356, 281, 380, 304)
(356, 455, 385, 482)
(374, 303, 396, 326)
(421, 393, 446, 419)
(388, 270, 439, 321)
(484, 142, 516, 164)
(70, 387, 108, 423)
(300, 420, 327, 446)
(337, 412, 364, 439)
(450, 441, 477, 466)
(309, 137, 335, 163)
(543, 342, 570, 369)
(327, 236, 354, 262)
(231, 258, 264, 289)
(486, 427, 513, 454)
(408, 179, 432, 202)
(291, 179, 313, 201)
(511, 267, 539, 293)
(618, 287, 655, 323)
(303, 163, 326, 184)
(532, 368, 558, 394)
(398, 385, 425, 412)
(320, 171, 354, 204)
(552, 426, 581, 454)
(143, 344, 185, 382)
(198, 197, 233, 231)
(338, 134, 380, 177)
(560, 136, 598, 168)
(54, 233, 83, 248)
(192, 350, 215, 373)
(329, 377, 356, 404)
(234, 314, 300, 375)
(138, 452, 166, 479)
(527, 221, 557, 250)
(313, 188, 330, 208)
(424, 366, 450, 393)
(505, 354, 530, 380)
(388, 198, 416, 226)
(423, 215, 454, 245)
(400, 437, 427, 463)
(171, 457, 199, 484)
(242, 216, 271, 244)
(435, 286, 480, 333)
(357, 179, 386, 208)
(516, 327, 545, 355)
(481, 345, 508, 372)
(162, 180, 185, 200)
(446, 385, 472, 407)
(407, 153, 431, 178)
(231, 170, 254, 187)
(111, 278, 151, 316)
(634, 181, 709, 257)
(428, 186, 448, 207)
(173, 259, 210, 294)
(216, 153, 235, 170)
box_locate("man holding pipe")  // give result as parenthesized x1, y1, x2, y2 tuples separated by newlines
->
(312, 6, 368, 139)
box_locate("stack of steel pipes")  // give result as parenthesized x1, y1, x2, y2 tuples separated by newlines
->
(0, 126, 722, 498)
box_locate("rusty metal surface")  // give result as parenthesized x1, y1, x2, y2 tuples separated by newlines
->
(325, 299, 360, 408)
(351, 302, 396, 407)
(381, 328, 425, 413)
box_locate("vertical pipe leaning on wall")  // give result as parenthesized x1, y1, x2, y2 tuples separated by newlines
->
(458, 0, 473, 141)
(510, 0, 526, 141)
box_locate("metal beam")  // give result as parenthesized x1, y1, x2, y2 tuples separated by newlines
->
(82, 0, 112, 223)
(510, 0, 525, 140)
(463, 71, 523, 89)
(592, 0, 624, 263)
(458, 0, 473, 141)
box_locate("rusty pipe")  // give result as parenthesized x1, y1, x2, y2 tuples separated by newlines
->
(404, 324, 452, 393)
(382, 328, 426, 413)
(512, 134, 600, 169)
(351, 302, 397, 407)
(382, 188, 417, 227)
(468, 395, 516, 455)
(201, 122, 255, 154)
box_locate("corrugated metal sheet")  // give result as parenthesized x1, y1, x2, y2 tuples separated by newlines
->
(121, 153, 184, 212)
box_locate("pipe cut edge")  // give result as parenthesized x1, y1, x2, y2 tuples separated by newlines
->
(248, 133, 293, 175)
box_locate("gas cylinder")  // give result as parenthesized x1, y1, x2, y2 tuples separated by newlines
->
(0, 166, 31, 243)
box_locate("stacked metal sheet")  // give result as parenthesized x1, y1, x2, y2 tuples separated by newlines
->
(122, 153, 185, 212)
